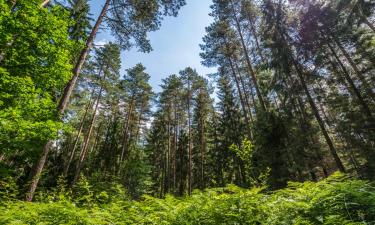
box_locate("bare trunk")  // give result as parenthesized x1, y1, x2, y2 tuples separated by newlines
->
(228, 58, 252, 138)
(292, 59, 346, 172)
(40, 0, 50, 7)
(246, 14, 265, 63)
(167, 108, 171, 192)
(356, 4, 375, 33)
(71, 67, 106, 186)
(25, 0, 110, 201)
(187, 78, 192, 196)
(332, 37, 374, 99)
(234, 60, 255, 125)
(230, 0, 266, 111)
(173, 99, 178, 191)
(63, 100, 92, 177)
(71, 88, 103, 186)
(120, 99, 135, 162)
(199, 111, 206, 189)
(58, 0, 110, 115)
(326, 42, 373, 120)
(362, 16, 375, 33)
(25, 141, 53, 201)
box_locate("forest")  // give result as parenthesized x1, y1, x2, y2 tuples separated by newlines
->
(0, 0, 374, 224)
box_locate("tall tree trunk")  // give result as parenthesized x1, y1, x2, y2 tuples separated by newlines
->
(228, 58, 252, 138)
(361, 15, 375, 33)
(63, 100, 93, 177)
(234, 60, 255, 125)
(58, 0, 110, 115)
(187, 77, 192, 196)
(25, 0, 110, 202)
(71, 84, 104, 186)
(230, 0, 266, 111)
(134, 102, 145, 143)
(40, 0, 50, 7)
(356, 4, 375, 33)
(291, 86, 330, 179)
(199, 110, 206, 189)
(120, 99, 135, 162)
(167, 107, 172, 192)
(332, 37, 374, 99)
(292, 59, 346, 173)
(173, 99, 178, 191)
(246, 13, 265, 63)
(326, 42, 373, 120)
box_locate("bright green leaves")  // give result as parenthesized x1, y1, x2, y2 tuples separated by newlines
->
(0, 0, 74, 164)
(1, 173, 374, 224)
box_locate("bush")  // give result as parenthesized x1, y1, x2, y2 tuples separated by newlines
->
(0, 173, 374, 224)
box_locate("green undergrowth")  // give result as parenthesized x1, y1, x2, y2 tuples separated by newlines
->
(0, 173, 374, 224)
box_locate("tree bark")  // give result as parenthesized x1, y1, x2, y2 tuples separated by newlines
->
(326, 42, 373, 120)
(187, 76, 192, 196)
(25, 141, 53, 201)
(71, 86, 103, 186)
(230, 0, 266, 111)
(228, 58, 252, 138)
(198, 96, 206, 189)
(332, 37, 374, 100)
(361, 15, 375, 33)
(63, 100, 93, 177)
(246, 13, 265, 63)
(120, 99, 135, 162)
(25, 0, 111, 201)
(356, 4, 375, 33)
(234, 60, 255, 125)
(292, 59, 346, 173)
(40, 0, 50, 7)
(173, 97, 178, 191)
(58, 0, 110, 115)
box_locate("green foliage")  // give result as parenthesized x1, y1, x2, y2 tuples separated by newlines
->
(230, 139, 270, 187)
(0, 0, 74, 167)
(0, 176, 19, 203)
(0, 173, 374, 224)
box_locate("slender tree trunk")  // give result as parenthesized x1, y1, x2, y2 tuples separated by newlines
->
(356, 4, 375, 33)
(230, 0, 266, 111)
(234, 60, 255, 125)
(71, 85, 104, 186)
(228, 58, 252, 138)
(167, 108, 172, 192)
(40, 0, 50, 7)
(26, 0, 110, 201)
(361, 16, 375, 33)
(332, 37, 374, 99)
(173, 99, 178, 191)
(187, 77, 192, 196)
(134, 103, 145, 143)
(199, 113, 206, 189)
(25, 141, 53, 201)
(292, 59, 346, 172)
(63, 100, 92, 177)
(246, 14, 265, 63)
(160, 155, 165, 198)
(120, 99, 135, 162)
(58, 0, 110, 115)
(291, 88, 330, 179)
(326, 42, 373, 120)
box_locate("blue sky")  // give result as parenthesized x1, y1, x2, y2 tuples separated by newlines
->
(91, 0, 216, 93)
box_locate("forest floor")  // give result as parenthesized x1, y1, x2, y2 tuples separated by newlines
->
(0, 173, 374, 225)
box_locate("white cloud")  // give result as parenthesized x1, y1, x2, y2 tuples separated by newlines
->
(94, 38, 109, 46)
